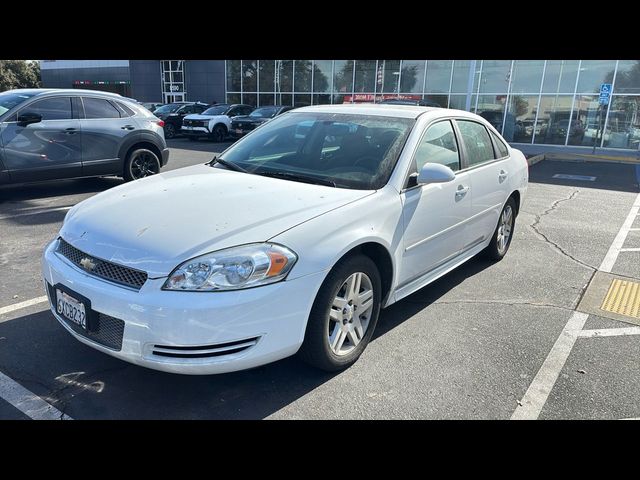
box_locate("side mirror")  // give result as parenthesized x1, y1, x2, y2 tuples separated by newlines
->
(417, 163, 456, 185)
(17, 112, 42, 127)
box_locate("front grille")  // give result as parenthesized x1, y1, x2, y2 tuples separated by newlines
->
(57, 238, 147, 290)
(152, 337, 260, 359)
(47, 283, 125, 351)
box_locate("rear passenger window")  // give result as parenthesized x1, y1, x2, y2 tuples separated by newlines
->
(82, 97, 121, 119)
(115, 101, 135, 117)
(491, 131, 509, 157)
(23, 97, 72, 120)
(456, 120, 495, 167)
(414, 120, 460, 172)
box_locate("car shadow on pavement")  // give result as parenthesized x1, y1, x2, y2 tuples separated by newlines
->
(0, 177, 124, 204)
(529, 160, 640, 193)
(0, 256, 492, 420)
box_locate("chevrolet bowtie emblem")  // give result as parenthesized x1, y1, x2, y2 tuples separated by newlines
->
(80, 257, 96, 272)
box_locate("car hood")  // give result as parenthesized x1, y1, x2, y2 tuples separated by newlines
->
(60, 164, 374, 278)
(184, 114, 227, 121)
(232, 115, 269, 124)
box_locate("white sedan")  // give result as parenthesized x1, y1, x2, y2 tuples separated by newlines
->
(42, 104, 528, 374)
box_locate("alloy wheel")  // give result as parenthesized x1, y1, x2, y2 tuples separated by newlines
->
(496, 205, 513, 254)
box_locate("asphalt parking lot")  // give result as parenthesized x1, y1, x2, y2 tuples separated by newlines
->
(1, 138, 639, 419)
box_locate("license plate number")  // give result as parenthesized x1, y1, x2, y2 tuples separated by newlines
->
(56, 289, 87, 330)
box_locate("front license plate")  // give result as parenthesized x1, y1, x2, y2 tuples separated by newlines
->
(56, 289, 87, 330)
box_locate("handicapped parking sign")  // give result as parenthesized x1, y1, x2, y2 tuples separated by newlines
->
(599, 83, 612, 105)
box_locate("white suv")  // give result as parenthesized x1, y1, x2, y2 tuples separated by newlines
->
(181, 103, 254, 142)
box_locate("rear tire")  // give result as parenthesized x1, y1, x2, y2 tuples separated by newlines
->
(483, 197, 516, 261)
(123, 148, 161, 182)
(298, 254, 381, 372)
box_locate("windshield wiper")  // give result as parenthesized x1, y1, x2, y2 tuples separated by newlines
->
(254, 171, 336, 187)
(208, 156, 247, 173)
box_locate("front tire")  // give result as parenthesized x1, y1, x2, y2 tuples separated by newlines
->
(164, 123, 176, 139)
(298, 254, 381, 372)
(210, 124, 227, 142)
(123, 148, 161, 182)
(483, 197, 516, 261)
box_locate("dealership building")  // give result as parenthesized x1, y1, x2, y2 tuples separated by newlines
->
(40, 60, 640, 157)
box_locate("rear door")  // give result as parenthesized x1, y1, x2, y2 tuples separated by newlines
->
(0, 96, 82, 182)
(454, 119, 511, 247)
(79, 96, 139, 176)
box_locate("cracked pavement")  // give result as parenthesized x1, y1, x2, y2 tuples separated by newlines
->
(1, 148, 639, 419)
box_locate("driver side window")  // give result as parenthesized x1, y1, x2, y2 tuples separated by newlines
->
(413, 120, 460, 173)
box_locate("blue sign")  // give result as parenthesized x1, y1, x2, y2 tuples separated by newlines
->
(599, 83, 612, 105)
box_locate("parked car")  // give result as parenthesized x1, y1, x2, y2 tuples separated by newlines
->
(42, 104, 528, 374)
(0, 88, 169, 186)
(181, 103, 254, 142)
(140, 102, 164, 113)
(154, 101, 209, 139)
(379, 98, 442, 107)
(229, 105, 295, 138)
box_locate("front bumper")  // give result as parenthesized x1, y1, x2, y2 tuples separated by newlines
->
(41, 238, 327, 375)
(181, 126, 210, 136)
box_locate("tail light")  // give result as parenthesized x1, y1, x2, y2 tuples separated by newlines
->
(157, 120, 165, 127)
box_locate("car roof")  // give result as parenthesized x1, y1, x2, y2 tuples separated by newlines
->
(3, 88, 123, 98)
(291, 103, 444, 119)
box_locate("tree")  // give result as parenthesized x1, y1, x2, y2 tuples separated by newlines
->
(0, 60, 41, 91)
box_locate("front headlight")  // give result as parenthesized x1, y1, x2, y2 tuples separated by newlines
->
(162, 243, 297, 291)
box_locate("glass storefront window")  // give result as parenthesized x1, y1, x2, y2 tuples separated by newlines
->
(424, 94, 448, 108)
(614, 61, 640, 94)
(243, 93, 257, 107)
(400, 60, 426, 93)
(568, 95, 605, 146)
(479, 60, 511, 94)
(259, 60, 275, 92)
(354, 60, 376, 93)
(313, 60, 332, 93)
(476, 95, 506, 136)
(226, 93, 241, 104)
(506, 95, 538, 143)
(334, 60, 354, 96)
(510, 60, 544, 94)
(425, 60, 452, 93)
(227, 60, 241, 91)
(276, 93, 292, 107)
(542, 61, 579, 94)
(603, 96, 640, 149)
(276, 60, 293, 93)
(577, 60, 616, 94)
(381, 60, 401, 93)
(451, 60, 473, 93)
(313, 94, 332, 105)
(242, 60, 257, 92)
(448, 95, 466, 110)
(294, 94, 312, 107)
(294, 60, 312, 92)
(534, 95, 574, 145)
(259, 93, 275, 106)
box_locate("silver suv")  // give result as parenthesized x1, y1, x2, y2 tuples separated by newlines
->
(0, 89, 169, 186)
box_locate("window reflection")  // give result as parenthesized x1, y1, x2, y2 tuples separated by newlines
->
(381, 60, 401, 93)
(313, 60, 332, 93)
(400, 60, 426, 93)
(476, 95, 507, 136)
(506, 95, 538, 143)
(542, 61, 579, 94)
(511, 61, 544, 94)
(576, 60, 616, 93)
(276, 60, 293, 93)
(294, 60, 313, 92)
(534, 96, 574, 145)
(242, 60, 257, 92)
(227, 60, 241, 92)
(614, 61, 640, 94)
(334, 60, 354, 99)
(354, 60, 376, 93)
(603, 96, 640, 149)
(479, 60, 511, 93)
(425, 60, 452, 93)
(451, 60, 472, 93)
(568, 95, 602, 146)
(259, 60, 275, 92)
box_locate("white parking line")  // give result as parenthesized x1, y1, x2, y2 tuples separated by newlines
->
(620, 248, 640, 252)
(0, 206, 72, 221)
(600, 192, 640, 273)
(0, 296, 49, 316)
(629, 228, 640, 232)
(578, 327, 640, 338)
(513, 191, 640, 420)
(0, 371, 72, 420)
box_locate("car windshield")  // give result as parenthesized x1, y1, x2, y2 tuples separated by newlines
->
(0, 91, 37, 116)
(154, 103, 182, 114)
(218, 112, 415, 190)
(250, 107, 279, 118)
(202, 105, 230, 116)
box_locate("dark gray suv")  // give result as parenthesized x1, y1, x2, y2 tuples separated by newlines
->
(0, 89, 169, 186)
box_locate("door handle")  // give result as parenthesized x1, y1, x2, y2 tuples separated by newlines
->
(498, 169, 508, 182)
(121, 125, 136, 130)
(64, 128, 78, 135)
(455, 185, 469, 199)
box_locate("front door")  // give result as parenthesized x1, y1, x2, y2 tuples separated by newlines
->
(398, 120, 472, 289)
(163, 93, 185, 104)
(0, 96, 82, 182)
